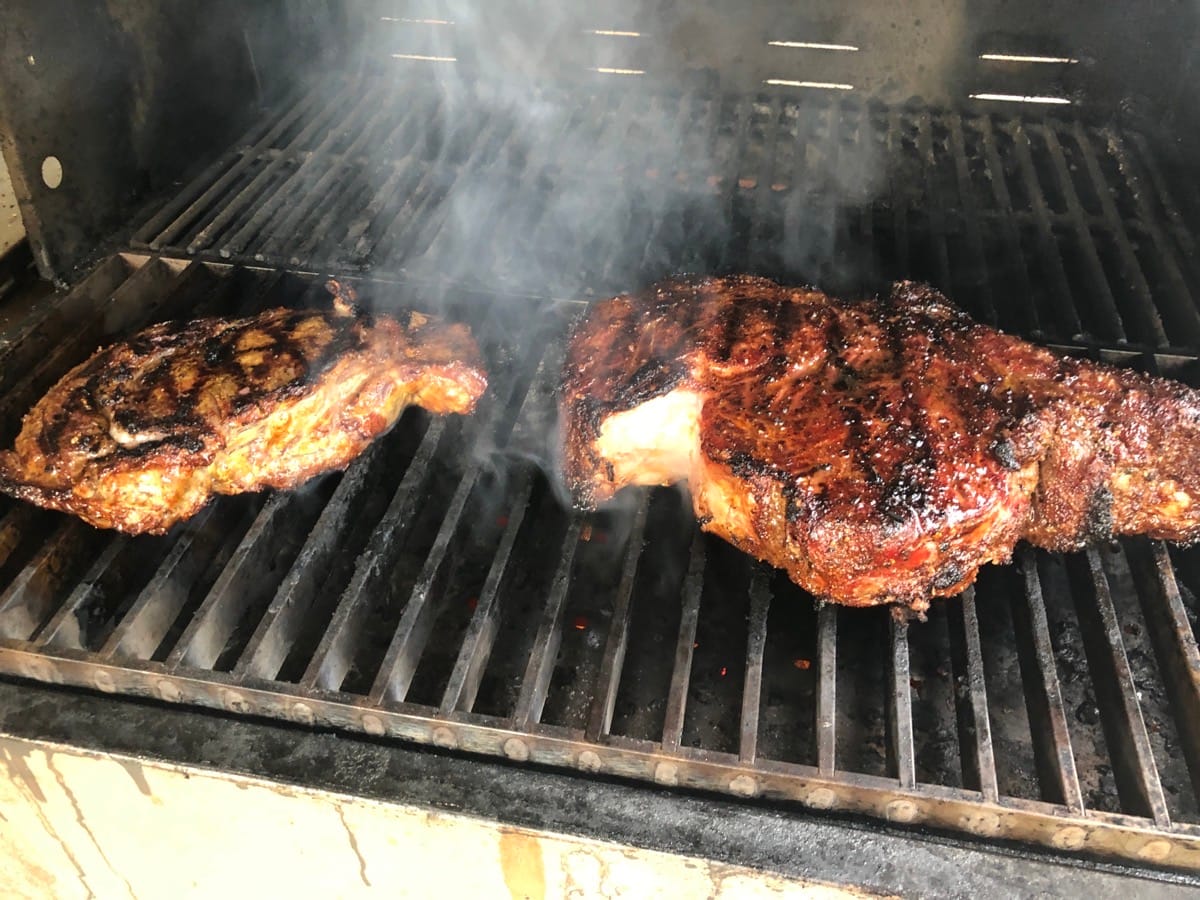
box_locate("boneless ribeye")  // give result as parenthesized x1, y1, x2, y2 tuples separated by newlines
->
(560, 276, 1200, 612)
(0, 280, 487, 535)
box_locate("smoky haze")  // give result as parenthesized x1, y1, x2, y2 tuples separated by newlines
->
(343, 1, 916, 525)
(355, 1, 894, 305)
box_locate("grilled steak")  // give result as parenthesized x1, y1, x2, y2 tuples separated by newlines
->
(0, 280, 487, 535)
(561, 276, 1200, 612)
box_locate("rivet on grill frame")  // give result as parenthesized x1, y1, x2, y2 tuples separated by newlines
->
(361, 714, 386, 737)
(290, 702, 315, 726)
(804, 788, 836, 810)
(432, 727, 458, 749)
(577, 750, 602, 772)
(156, 680, 182, 703)
(93, 670, 116, 693)
(503, 737, 530, 761)
(729, 775, 759, 798)
(220, 690, 250, 714)
(654, 762, 679, 786)
(959, 811, 1002, 837)
(1136, 839, 1172, 863)
(1051, 826, 1088, 851)
(885, 799, 918, 823)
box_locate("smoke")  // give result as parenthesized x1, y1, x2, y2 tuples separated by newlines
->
(357, 1, 892, 304)
(349, 2, 900, 514)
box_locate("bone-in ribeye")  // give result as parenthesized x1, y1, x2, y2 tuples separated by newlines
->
(560, 276, 1200, 612)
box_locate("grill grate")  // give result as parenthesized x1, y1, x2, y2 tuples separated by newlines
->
(1, 256, 1200, 869)
(2, 73, 1200, 870)
(132, 77, 1200, 352)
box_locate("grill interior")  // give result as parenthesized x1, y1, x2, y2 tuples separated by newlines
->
(3, 69, 1200, 871)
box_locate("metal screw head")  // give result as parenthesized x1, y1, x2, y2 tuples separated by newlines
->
(729, 775, 759, 798)
(885, 799, 918, 823)
(805, 788, 836, 810)
(290, 703, 315, 726)
(220, 690, 251, 714)
(157, 680, 182, 702)
(959, 811, 1001, 837)
(577, 750, 602, 772)
(93, 671, 116, 693)
(503, 738, 530, 761)
(1137, 839, 1171, 863)
(1051, 826, 1087, 850)
(361, 714, 386, 737)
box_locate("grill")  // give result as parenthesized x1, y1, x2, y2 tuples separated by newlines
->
(1, 66, 1200, 874)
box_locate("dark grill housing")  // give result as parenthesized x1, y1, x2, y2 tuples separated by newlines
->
(1, 0, 1199, 880)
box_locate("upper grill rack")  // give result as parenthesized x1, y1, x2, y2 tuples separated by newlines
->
(1, 256, 1200, 871)
(131, 76, 1200, 354)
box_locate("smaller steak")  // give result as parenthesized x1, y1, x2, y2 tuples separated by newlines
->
(0, 280, 487, 534)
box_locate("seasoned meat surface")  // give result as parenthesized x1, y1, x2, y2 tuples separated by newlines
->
(0, 281, 487, 534)
(560, 276, 1200, 612)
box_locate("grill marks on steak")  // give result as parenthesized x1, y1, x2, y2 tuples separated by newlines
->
(560, 276, 1200, 611)
(0, 281, 487, 535)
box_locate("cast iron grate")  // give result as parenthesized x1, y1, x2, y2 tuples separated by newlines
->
(0, 256, 1199, 870)
(2, 73, 1199, 869)
(130, 76, 1200, 353)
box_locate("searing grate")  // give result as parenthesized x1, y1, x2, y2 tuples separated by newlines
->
(1, 254, 1200, 869)
(131, 77, 1200, 353)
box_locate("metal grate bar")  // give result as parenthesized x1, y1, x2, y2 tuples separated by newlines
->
(945, 116, 998, 327)
(344, 92, 443, 262)
(165, 492, 295, 671)
(136, 91, 314, 249)
(1075, 123, 1200, 345)
(585, 494, 650, 741)
(662, 530, 705, 751)
(914, 111, 954, 296)
(742, 97, 784, 273)
(816, 603, 838, 773)
(0, 507, 40, 572)
(186, 85, 353, 255)
(715, 99, 755, 271)
(440, 472, 536, 714)
(1127, 540, 1200, 810)
(0, 257, 128, 391)
(511, 514, 585, 729)
(886, 618, 917, 788)
(101, 506, 224, 659)
(975, 115, 1042, 335)
(738, 568, 772, 764)
(34, 536, 131, 649)
(1005, 121, 1085, 340)
(0, 260, 181, 440)
(232, 441, 388, 681)
(367, 338, 554, 705)
(885, 107, 911, 273)
(222, 90, 379, 260)
(1124, 132, 1200, 284)
(251, 99, 391, 264)
(946, 587, 999, 800)
(285, 107, 425, 268)
(378, 112, 514, 273)
(1038, 124, 1159, 344)
(298, 418, 447, 692)
(1014, 549, 1085, 810)
(1068, 549, 1171, 825)
(0, 521, 94, 640)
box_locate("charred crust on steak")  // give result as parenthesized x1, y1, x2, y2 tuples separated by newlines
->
(560, 275, 1200, 611)
(0, 281, 488, 535)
